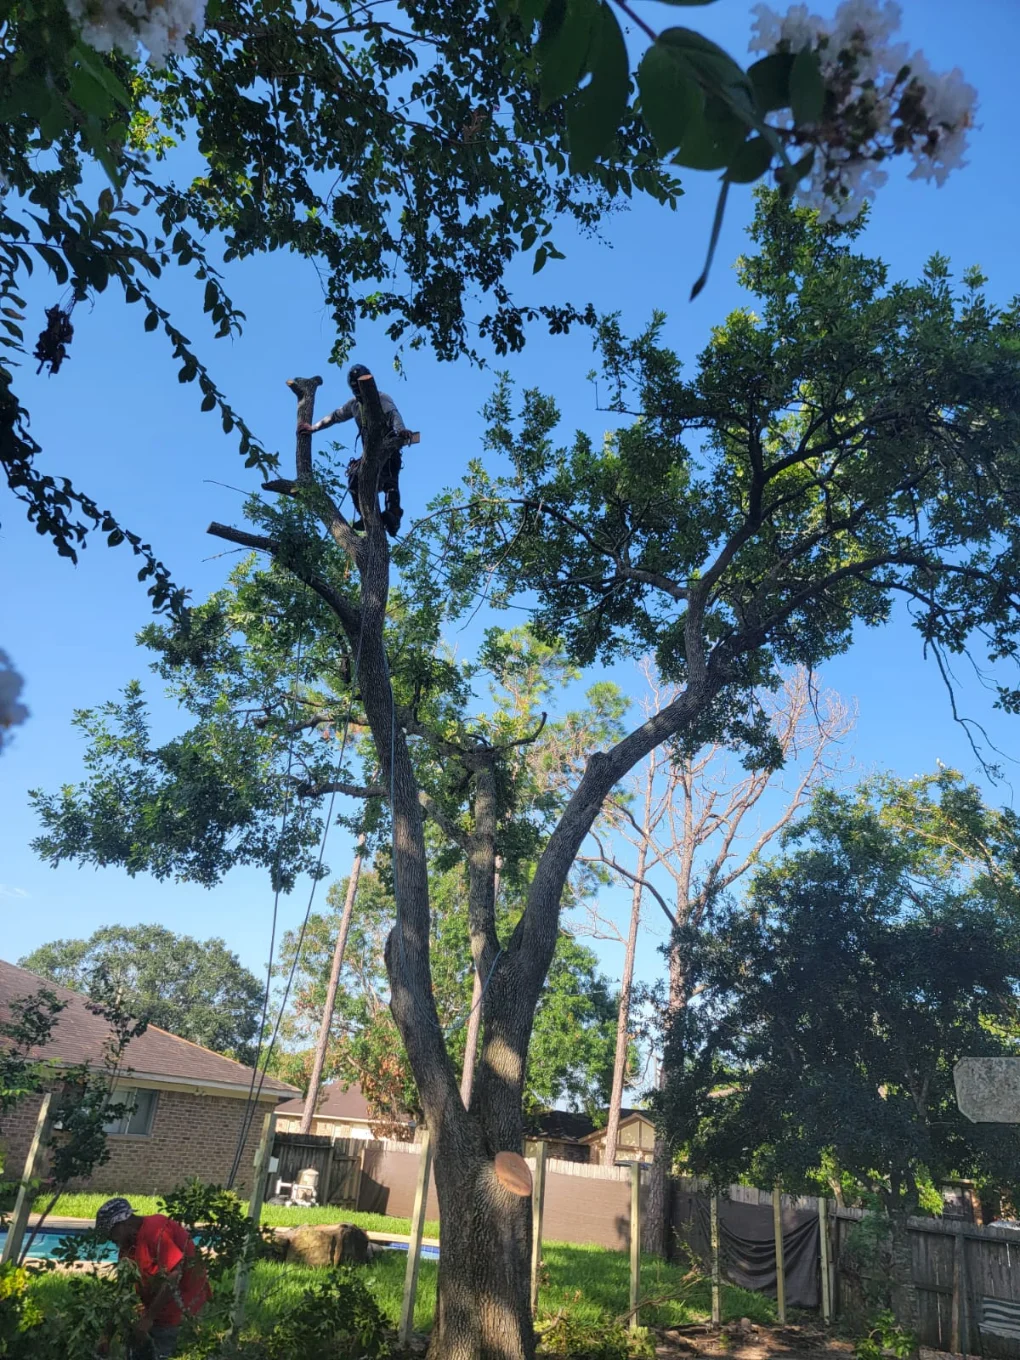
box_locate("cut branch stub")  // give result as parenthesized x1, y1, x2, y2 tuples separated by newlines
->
(494, 1151, 533, 1198)
(287, 375, 323, 483)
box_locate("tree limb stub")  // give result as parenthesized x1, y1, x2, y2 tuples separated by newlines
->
(287, 375, 322, 483)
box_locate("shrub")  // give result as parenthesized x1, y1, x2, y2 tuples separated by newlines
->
(539, 1316, 652, 1360)
(262, 1270, 389, 1360)
(0, 1262, 43, 1352)
(855, 1310, 914, 1360)
(159, 1180, 267, 1278)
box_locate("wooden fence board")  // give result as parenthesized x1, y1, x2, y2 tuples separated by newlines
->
(271, 1132, 362, 1207)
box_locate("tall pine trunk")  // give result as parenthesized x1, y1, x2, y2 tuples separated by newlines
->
(603, 838, 648, 1167)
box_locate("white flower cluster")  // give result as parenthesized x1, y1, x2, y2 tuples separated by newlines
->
(65, 0, 206, 65)
(750, 1, 977, 223)
(0, 649, 29, 752)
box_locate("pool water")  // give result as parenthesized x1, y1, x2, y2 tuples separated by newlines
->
(0, 1227, 439, 1263)
(0, 1227, 115, 1261)
(379, 1241, 441, 1261)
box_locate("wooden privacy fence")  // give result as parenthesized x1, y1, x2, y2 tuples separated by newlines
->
(261, 1135, 1020, 1352)
(269, 1132, 364, 1207)
(832, 1209, 1020, 1360)
(680, 1179, 1020, 1356)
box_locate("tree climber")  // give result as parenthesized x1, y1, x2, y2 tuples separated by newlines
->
(297, 363, 416, 537)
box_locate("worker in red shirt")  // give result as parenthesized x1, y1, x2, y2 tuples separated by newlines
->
(95, 1197, 212, 1359)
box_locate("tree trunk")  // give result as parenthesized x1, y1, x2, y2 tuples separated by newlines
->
(429, 1136, 535, 1360)
(461, 864, 502, 1110)
(603, 840, 647, 1167)
(299, 835, 365, 1134)
(459, 967, 484, 1109)
(644, 947, 686, 1254)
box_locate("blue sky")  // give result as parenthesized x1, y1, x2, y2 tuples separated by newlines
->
(3, 0, 1020, 1031)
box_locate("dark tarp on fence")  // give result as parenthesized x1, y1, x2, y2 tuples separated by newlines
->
(672, 1188, 821, 1309)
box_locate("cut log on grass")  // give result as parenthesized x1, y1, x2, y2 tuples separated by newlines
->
(283, 1223, 371, 1267)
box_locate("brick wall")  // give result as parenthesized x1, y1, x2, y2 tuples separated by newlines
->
(1, 1088, 274, 1197)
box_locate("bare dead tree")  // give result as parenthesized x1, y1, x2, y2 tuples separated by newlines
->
(585, 664, 854, 1202)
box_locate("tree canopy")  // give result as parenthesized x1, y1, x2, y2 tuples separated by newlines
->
(29, 194, 1020, 1360)
(2, 0, 977, 609)
(20, 923, 265, 1064)
(657, 770, 1020, 1212)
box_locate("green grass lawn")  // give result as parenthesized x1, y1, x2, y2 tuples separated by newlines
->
(32, 1191, 440, 1239)
(27, 1223, 776, 1335)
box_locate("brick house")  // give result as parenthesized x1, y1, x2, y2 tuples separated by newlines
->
(0, 958, 297, 1195)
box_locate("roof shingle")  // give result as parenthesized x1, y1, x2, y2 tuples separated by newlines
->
(275, 1081, 380, 1121)
(0, 958, 296, 1096)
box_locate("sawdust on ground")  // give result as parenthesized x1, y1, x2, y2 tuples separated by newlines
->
(653, 1320, 856, 1360)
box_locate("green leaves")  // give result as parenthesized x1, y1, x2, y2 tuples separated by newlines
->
(535, 0, 629, 173)
(565, 3, 629, 174)
(536, 0, 601, 107)
(637, 38, 704, 156)
(662, 772, 1020, 1202)
(790, 47, 825, 124)
(748, 52, 795, 112)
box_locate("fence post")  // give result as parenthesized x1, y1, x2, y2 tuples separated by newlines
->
(951, 1225, 964, 1355)
(818, 1196, 832, 1325)
(530, 1140, 548, 1316)
(710, 1192, 722, 1327)
(399, 1129, 433, 1348)
(1, 1092, 53, 1266)
(231, 1110, 276, 1333)
(630, 1162, 642, 1331)
(773, 1184, 787, 1325)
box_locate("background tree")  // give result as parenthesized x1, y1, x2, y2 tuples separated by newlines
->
(659, 770, 1020, 1324)
(275, 857, 620, 1123)
(586, 665, 852, 1224)
(31, 196, 1020, 1359)
(20, 924, 264, 1064)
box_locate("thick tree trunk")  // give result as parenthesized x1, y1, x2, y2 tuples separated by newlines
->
(430, 1136, 535, 1360)
(299, 836, 365, 1134)
(603, 839, 647, 1167)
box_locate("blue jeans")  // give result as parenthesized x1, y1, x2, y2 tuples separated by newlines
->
(129, 1326, 179, 1359)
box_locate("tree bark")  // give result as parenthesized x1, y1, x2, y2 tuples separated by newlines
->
(430, 1129, 535, 1360)
(461, 864, 501, 1110)
(603, 833, 649, 1167)
(644, 947, 686, 1254)
(286, 375, 323, 483)
(460, 966, 484, 1110)
(299, 834, 365, 1135)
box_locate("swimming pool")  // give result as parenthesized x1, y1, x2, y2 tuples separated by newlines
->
(0, 1227, 440, 1263)
(0, 1227, 115, 1261)
(378, 1241, 441, 1261)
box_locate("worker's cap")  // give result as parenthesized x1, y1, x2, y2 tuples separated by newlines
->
(95, 1197, 134, 1238)
(347, 363, 371, 392)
